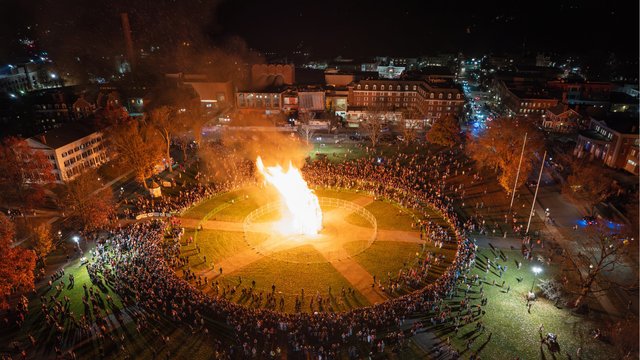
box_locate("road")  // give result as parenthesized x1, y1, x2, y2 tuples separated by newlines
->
(525, 163, 639, 315)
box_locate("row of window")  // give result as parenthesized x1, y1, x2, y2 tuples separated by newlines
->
(60, 137, 103, 158)
(357, 84, 418, 91)
(62, 145, 105, 168)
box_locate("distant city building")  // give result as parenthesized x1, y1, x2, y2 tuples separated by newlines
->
(298, 85, 326, 113)
(542, 105, 589, 133)
(251, 63, 295, 88)
(236, 87, 287, 115)
(546, 80, 613, 107)
(27, 120, 109, 183)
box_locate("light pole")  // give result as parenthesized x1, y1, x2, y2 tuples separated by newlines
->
(531, 267, 542, 292)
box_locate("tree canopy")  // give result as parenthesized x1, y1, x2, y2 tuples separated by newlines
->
(426, 114, 460, 147)
(0, 214, 36, 310)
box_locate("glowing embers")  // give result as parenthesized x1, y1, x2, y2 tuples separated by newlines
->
(256, 157, 323, 235)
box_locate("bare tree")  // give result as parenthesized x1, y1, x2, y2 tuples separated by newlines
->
(397, 107, 423, 145)
(556, 225, 638, 311)
(360, 104, 388, 148)
(148, 106, 176, 167)
(297, 112, 316, 145)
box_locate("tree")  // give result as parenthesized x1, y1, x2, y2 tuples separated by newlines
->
(397, 107, 423, 145)
(297, 112, 316, 145)
(102, 110, 164, 190)
(561, 158, 617, 217)
(27, 224, 55, 265)
(148, 106, 177, 167)
(185, 106, 207, 147)
(0, 136, 56, 225)
(360, 105, 388, 148)
(60, 169, 114, 232)
(467, 117, 544, 193)
(426, 114, 460, 147)
(323, 109, 342, 134)
(0, 214, 36, 310)
(557, 225, 637, 311)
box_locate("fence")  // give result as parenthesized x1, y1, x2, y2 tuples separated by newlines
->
(243, 197, 378, 264)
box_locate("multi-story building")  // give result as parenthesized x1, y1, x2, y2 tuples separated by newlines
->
(493, 80, 558, 119)
(27, 120, 109, 183)
(347, 78, 464, 122)
(546, 80, 613, 107)
(624, 145, 639, 175)
(542, 105, 589, 133)
(31, 91, 74, 132)
(574, 114, 639, 173)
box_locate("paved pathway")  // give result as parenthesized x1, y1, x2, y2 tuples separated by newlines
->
(322, 255, 390, 304)
(352, 195, 374, 207)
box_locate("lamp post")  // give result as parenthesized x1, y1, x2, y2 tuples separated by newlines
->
(531, 267, 541, 292)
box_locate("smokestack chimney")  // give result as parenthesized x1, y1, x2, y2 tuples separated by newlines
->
(562, 92, 567, 104)
(575, 105, 579, 112)
(564, 104, 568, 112)
(39, 135, 46, 144)
(121, 13, 136, 72)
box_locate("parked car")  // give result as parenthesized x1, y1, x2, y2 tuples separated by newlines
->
(528, 180, 538, 187)
(583, 216, 598, 226)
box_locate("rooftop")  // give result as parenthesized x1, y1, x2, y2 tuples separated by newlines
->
(29, 119, 98, 150)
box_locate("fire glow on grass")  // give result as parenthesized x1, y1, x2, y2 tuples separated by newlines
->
(256, 157, 323, 235)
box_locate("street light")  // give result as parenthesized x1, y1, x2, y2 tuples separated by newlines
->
(531, 267, 542, 292)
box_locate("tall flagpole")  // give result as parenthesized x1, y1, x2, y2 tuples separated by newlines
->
(509, 133, 527, 213)
(526, 151, 546, 235)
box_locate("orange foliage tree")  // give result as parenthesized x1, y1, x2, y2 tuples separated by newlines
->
(0, 136, 56, 224)
(0, 214, 36, 310)
(60, 169, 114, 232)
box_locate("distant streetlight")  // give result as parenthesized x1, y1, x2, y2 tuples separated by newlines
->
(50, 74, 56, 79)
(531, 267, 542, 292)
(73, 236, 79, 244)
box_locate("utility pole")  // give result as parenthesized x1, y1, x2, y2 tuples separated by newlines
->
(509, 133, 527, 213)
(526, 151, 546, 235)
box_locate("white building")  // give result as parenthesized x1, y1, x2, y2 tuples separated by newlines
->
(27, 121, 109, 183)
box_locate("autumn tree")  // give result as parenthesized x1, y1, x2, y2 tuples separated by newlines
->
(397, 107, 424, 145)
(0, 136, 56, 225)
(27, 224, 55, 265)
(426, 114, 461, 147)
(560, 156, 617, 216)
(0, 214, 36, 310)
(59, 169, 114, 232)
(557, 225, 637, 311)
(102, 110, 164, 189)
(184, 106, 207, 147)
(467, 117, 544, 193)
(361, 104, 389, 148)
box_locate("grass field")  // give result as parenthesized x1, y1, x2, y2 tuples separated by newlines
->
(430, 249, 617, 360)
(213, 190, 277, 221)
(345, 200, 419, 232)
(212, 245, 371, 313)
(180, 188, 254, 218)
(312, 188, 364, 201)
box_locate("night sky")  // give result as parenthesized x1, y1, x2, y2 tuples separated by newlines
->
(0, 0, 638, 65)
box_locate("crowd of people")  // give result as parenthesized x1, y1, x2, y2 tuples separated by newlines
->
(60, 145, 500, 359)
(5, 142, 521, 360)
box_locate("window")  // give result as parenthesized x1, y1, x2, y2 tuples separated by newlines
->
(68, 149, 73, 155)
(405, 85, 408, 90)
(365, 97, 368, 101)
(364, 103, 368, 106)
(61, 152, 67, 158)
(381, 85, 385, 90)
(357, 102, 360, 106)
(629, 160, 637, 166)
(456, 94, 461, 99)
(357, 84, 361, 89)
(447, 93, 452, 99)
(397, 85, 401, 90)
(357, 97, 361, 101)
(624, 139, 629, 144)
(413, 85, 417, 90)
(430, 93, 434, 99)
(206, 104, 212, 107)
(631, 149, 636, 156)
(365, 84, 369, 90)
(373, 85, 376, 90)
(438, 93, 443, 99)
(620, 149, 625, 154)
(636, 139, 639, 145)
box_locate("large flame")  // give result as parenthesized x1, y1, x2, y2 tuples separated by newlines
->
(256, 157, 323, 235)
